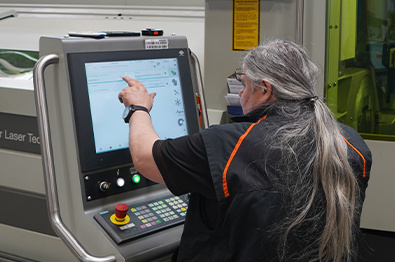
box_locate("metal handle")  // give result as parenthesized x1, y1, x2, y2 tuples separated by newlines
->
(33, 54, 116, 262)
(189, 50, 209, 129)
(296, 0, 304, 45)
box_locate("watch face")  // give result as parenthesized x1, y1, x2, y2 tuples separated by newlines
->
(122, 106, 131, 119)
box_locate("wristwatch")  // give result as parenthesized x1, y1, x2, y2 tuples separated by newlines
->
(122, 105, 150, 123)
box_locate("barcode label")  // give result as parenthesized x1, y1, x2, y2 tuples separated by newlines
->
(145, 39, 169, 50)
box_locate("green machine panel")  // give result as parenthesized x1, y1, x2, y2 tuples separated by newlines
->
(325, 0, 395, 141)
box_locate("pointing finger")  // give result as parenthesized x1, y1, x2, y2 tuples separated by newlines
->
(122, 76, 133, 85)
(149, 92, 157, 100)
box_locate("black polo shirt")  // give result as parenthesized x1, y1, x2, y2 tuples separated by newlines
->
(152, 108, 371, 261)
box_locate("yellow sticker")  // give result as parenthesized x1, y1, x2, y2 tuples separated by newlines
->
(233, 0, 260, 51)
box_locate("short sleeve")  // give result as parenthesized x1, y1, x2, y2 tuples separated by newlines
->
(152, 133, 216, 200)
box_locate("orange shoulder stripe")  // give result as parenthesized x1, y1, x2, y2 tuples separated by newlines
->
(341, 135, 366, 178)
(222, 116, 267, 197)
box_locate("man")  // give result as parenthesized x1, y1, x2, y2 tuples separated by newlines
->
(118, 39, 371, 261)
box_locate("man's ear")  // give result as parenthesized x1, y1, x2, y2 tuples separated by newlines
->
(261, 80, 274, 102)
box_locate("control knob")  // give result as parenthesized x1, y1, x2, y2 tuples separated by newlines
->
(99, 181, 110, 192)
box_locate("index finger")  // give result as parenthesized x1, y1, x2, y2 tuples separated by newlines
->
(122, 76, 136, 86)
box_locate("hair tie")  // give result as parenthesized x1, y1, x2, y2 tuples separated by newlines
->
(303, 96, 319, 108)
(309, 96, 319, 103)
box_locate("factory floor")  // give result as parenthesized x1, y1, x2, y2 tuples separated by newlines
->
(0, 228, 394, 261)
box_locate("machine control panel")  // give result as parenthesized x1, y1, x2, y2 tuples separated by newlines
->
(94, 194, 189, 244)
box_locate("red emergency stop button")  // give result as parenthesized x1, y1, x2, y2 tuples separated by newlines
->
(115, 203, 129, 221)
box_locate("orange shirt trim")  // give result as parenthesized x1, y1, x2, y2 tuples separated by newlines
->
(342, 135, 366, 178)
(222, 116, 267, 197)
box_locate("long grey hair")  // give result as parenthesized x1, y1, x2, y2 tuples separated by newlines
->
(243, 39, 358, 262)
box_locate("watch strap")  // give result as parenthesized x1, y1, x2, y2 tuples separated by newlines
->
(124, 105, 150, 123)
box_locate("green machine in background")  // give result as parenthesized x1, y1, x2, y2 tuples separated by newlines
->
(325, 0, 395, 140)
(324, 0, 395, 235)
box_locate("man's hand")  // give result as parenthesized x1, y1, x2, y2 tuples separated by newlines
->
(118, 76, 156, 111)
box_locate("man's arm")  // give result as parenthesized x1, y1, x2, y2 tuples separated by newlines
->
(118, 76, 164, 184)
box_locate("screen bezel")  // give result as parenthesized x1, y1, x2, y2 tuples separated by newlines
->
(67, 49, 200, 172)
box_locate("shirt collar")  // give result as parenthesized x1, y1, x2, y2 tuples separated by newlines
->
(231, 107, 267, 123)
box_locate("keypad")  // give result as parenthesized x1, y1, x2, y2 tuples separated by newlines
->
(94, 194, 189, 244)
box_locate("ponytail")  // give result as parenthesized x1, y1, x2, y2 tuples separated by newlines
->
(313, 100, 357, 262)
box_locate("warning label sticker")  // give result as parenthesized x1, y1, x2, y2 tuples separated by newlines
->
(233, 0, 260, 51)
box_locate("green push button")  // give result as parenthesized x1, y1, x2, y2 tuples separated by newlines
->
(132, 174, 141, 184)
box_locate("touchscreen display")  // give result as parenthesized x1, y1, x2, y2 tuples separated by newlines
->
(85, 58, 188, 154)
(68, 47, 199, 172)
